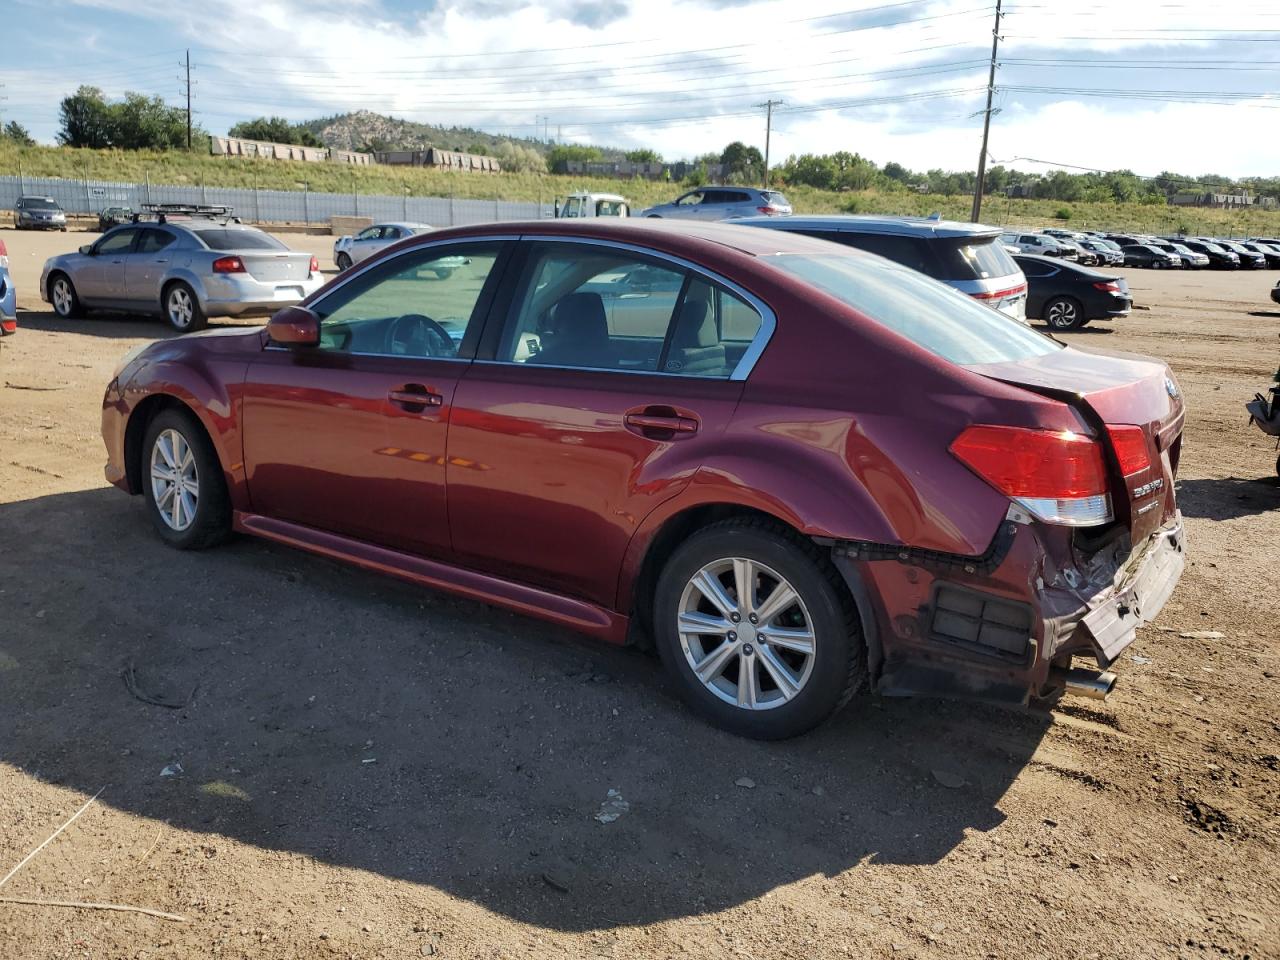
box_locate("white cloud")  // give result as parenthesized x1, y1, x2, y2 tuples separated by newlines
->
(4, 0, 1277, 175)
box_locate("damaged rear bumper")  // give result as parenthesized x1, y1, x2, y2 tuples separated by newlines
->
(1048, 514, 1185, 668)
(830, 512, 1186, 705)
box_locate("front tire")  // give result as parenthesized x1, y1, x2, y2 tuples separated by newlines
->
(336, 252, 353, 271)
(1045, 296, 1084, 331)
(654, 519, 865, 739)
(164, 282, 206, 333)
(49, 273, 82, 319)
(141, 408, 231, 550)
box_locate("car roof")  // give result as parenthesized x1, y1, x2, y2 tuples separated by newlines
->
(738, 213, 1000, 241)
(567, 193, 627, 202)
(400, 217, 846, 258)
(377, 222, 432, 230)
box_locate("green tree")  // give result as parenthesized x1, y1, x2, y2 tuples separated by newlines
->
(882, 161, 911, 183)
(625, 148, 662, 163)
(112, 93, 190, 150)
(467, 143, 490, 156)
(720, 141, 764, 182)
(57, 86, 114, 148)
(229, 116, 321, 147)
(1, 121, 35, 146)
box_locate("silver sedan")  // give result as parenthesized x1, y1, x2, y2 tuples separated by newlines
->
(41, 221, 324, 332)
(333, 222, 433, 271)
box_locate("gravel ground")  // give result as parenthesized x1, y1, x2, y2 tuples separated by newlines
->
(1, 227, 1277, 960)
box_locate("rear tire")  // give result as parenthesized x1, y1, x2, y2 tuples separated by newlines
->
(164, 282, 206, 333)
(141, 408, 231, 550)
(653, 519, 865, 739)
(1045, 296, 1084, 331)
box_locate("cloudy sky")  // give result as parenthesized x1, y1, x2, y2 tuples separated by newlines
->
(4, 0, 1279, 176)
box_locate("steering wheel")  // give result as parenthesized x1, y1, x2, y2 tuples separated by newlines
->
(385, 314, 456, 358)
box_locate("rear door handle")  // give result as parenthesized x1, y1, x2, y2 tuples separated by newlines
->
(388, 386, 444, 409)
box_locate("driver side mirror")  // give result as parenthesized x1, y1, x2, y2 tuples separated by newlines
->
(267, 305, 320, 347)
(79, 244, 95, 255)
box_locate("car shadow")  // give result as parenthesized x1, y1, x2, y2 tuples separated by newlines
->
(0, 488, 1052, 932)
(1175, 475, 1280, 520)
(14, 307, 262, 339)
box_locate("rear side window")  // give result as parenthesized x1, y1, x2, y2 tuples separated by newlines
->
(767, 253, 1061, 366)
(1015, 258, 1055, 278)
(192, 229, 286, 251)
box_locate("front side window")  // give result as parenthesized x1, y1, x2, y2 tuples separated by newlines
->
(496, 243, 762, 378)
(766, 253, 1060, 366)
(356, 226, 382, 241)
(95, 228, 139, 255)
(312, 243, 503, 359)
(676, 192, 704, 206)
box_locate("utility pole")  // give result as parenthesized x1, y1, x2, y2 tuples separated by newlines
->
(179, 50, 194, 150)
(757, 99, 783, 187)
(970, 0, 1003, 223)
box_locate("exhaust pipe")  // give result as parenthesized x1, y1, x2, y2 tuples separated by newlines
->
(1057, 667, 1117, 700)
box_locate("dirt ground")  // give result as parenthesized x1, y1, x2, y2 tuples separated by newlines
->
(1, 226, 1278, 960)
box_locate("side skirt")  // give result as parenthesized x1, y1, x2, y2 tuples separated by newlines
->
(233, 512, 630, 645)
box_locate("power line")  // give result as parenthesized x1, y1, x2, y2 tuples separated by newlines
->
(971, 0, 1003, 222)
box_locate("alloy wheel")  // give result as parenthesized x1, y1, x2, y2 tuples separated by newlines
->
(677, 557, 816, 711)
(1047, 299, 1078, 328)
(149, 428, 199, 531)
(167, 287, 195, 329)
(52, 278, 73, 317)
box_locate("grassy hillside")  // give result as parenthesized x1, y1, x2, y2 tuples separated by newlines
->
(4, 142, 1279, 237)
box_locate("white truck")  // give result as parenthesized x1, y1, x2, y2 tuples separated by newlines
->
(555, 192, 630, 219)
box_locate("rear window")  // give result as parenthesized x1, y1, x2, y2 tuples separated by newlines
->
(192, 228, 286, 251)
(761, 191, 789, 207)
(936, 237, 1018, 281)
(767, 253, 1060, 366)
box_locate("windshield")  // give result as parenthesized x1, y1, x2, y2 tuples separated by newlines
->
(768, 253, 1060, 366)
(193, 228, 287, 251)
(936, 236, 1018, 280)
(21, 198, 60, 211)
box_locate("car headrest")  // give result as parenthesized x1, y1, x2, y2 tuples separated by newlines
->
(671, 298, 716, 349)
(550, 293, 608, 345)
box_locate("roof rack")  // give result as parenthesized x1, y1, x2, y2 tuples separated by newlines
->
(132, 203, 240, 225)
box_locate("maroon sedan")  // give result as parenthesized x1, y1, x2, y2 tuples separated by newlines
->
(101, 219, 1185, 739)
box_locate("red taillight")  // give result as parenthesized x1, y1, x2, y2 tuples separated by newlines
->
(970, 282, 1028, 302)
(0, 237, 8, 267)
(1, 319, 16, 335)
(950, 424, 1113, 526)
(212, 255, 246, 274)
(1093, 281, 1122, 293)
(309, 255, 320, 275)
(1106, 424, 1152, 477)
(757, 205, 780, 215)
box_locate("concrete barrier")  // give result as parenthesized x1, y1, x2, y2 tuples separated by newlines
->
(330, 215, 374, 236)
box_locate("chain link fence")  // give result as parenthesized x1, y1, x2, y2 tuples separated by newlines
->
(0, 175, 551, 227)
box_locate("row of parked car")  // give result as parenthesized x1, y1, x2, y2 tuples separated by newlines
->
(1003, 226, 1280, 271)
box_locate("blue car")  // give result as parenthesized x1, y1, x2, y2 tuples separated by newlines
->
(0, 236, 16, 336)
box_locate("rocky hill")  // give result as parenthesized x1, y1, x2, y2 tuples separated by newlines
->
(301, 110, 626, 158)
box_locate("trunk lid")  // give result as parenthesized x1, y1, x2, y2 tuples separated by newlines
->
(238, 251, 313, 282)
(968, 346, 1184, 542)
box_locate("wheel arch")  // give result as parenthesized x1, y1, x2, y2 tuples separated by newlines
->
(620, 500, 879, 672)
(121, 380, 245, 510)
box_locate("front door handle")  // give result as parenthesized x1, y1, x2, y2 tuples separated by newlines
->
(624, 406, 699, 439)
(388, 385, 444, 410)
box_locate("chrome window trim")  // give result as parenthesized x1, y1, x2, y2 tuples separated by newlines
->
(490, 235, 776, 382)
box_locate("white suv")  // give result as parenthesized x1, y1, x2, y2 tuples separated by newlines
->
(639, 188, 791, 220)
